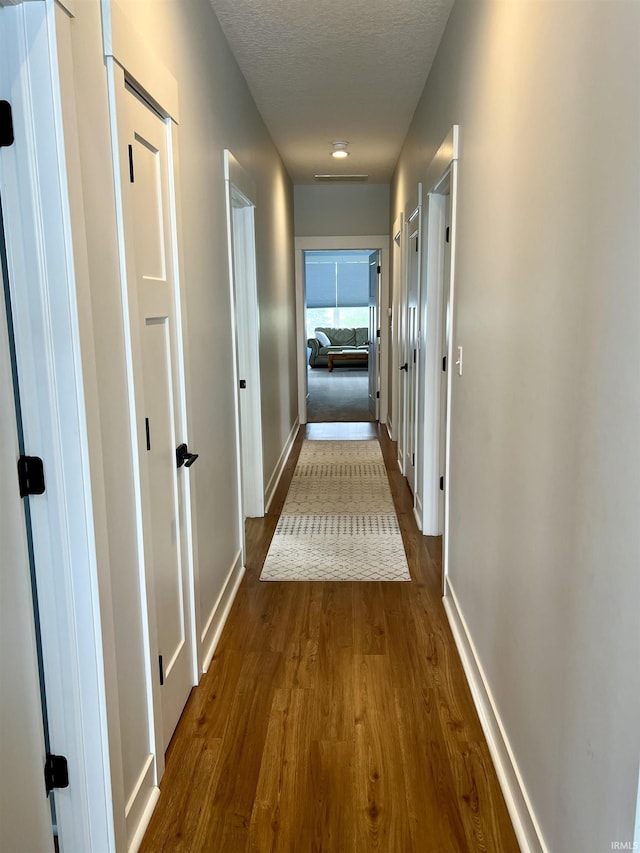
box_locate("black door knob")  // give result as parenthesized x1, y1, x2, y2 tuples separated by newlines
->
(400, 363, 409, 372)
(176, 443, 199, 469)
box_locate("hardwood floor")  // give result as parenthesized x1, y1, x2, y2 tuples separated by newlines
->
(140, 424, 519, 852)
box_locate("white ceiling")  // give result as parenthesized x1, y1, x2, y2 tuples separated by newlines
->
(208, 0, 454, 184)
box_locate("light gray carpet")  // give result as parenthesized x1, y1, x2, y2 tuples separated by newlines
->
(306, 366, 374, 422)
(260, 440, 411, 582)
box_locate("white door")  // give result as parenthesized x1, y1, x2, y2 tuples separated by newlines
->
(405, 210, 421, 493)
(367, 250, 379, 419)
(225, 157, 264, 523)
(439, 197, 452, 527)
(390, 219, 403, 441)
(126, 89, 194, 750)
(0, 231, 55, 853)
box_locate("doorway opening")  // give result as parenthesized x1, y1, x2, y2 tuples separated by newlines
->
(419, 126, 459, 589)
(303, 249, 378, 422)
(224, 151, 264, 528)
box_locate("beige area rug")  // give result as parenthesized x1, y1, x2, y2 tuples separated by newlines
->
(260, 440, 411, 582)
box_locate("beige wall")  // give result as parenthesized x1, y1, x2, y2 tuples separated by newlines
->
(62, 0, 296, 841)
(392, 2, 640, 851)
(294, 183, 390, 236)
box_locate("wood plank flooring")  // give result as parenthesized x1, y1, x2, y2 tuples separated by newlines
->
(140, 424, 519, 852)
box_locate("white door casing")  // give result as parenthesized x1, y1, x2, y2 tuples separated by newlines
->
(295, 236, 390, 427)
(404, 188, 422, 496)
(389, 214, 403, 440)
(397, 216, 409, 475)
(224, 150, 265, 528)
(367, 250, 379, 420)
(419, 127, 459, 585)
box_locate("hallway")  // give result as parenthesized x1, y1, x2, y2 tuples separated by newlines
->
(139, 424, 518, 851)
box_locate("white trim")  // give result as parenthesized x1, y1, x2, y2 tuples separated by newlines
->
(634, 762, 640, 847)
(441, 129, 459, 588)
(223, 150, 265, 523)
(294, 235, 390, 426)
(413, 498, 423, 532)
(265, 416, 300, 512)
(416, 127, 460, 576)
(224, 149, 257, 202)
(200, 552, 246, 673)
(0, 3, 114, 850)
(124, 753, 158, 853)
(102, 0, 179, 123)
(403, 186, 422, 502)
(168, 119, 200, 683)
(126, 783, 160, 853)
(105, 57, 165, 799)
(390, 213, 403, 442)
(420, 184, 449, 536)
(443, 581, 548, 853)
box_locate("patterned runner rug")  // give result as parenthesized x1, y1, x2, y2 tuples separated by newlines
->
(260, 440, 411, 582)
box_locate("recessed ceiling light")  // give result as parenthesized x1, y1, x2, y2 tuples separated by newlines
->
(331, 141, 349, 158)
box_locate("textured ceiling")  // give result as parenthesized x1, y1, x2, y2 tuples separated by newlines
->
(208, 0, 454, 184)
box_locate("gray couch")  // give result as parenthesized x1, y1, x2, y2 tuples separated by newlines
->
(307, 326, 369, 368)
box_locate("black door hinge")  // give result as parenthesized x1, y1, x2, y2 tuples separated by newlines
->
(446, 226, 450, 243)
(439, 476, 444, 491)
(159, 655, 164, 686)
(145, 417, 151, 451)
(413, 348, 417, 364)
(128, 144, 135, 182)
(17, 456, 45, 498)
(0, 101, 15, 147)
(412, 452, 415, 466)
(376, 265, 381, 275)
(45, 754, 69, 796)
(239, 379, 247, 389)
(415, 237, 419, 252)
(376, 391, 380, 399)
(442, 356, 447, 371)
(376, 328, 381, 338)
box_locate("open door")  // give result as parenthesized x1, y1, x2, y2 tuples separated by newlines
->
(1, 206, 56, 853)
(224, 151, 264, 526)
(405, 198, 422, 494)
(368, 250, 380, 419)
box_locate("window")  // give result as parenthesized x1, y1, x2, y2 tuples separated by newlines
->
(304, 250, 372, 338)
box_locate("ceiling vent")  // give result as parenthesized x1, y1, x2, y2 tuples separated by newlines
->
(314, 174, 369, 183)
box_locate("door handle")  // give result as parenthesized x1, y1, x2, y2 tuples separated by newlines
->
(400, 363, 408, 372)
(176, 443, 199, 469)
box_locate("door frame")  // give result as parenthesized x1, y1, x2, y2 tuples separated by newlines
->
(224, 150, 265, 534)
(420, 126, 460, 588)
(367, 249, 381, 420)
(389, 213, 403, 440)
(103, 3, 198, 842)
(295, 235, 390, 425)
(403, 189, 422, 504)
(0, 2, 115, 850)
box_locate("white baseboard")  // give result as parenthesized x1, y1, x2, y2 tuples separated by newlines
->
(200, 551, 245, 673)
(125, 753, 159, 853)
(264, 417, 299, 513)
(413, 495, 423, 532)
(443, 580, 548, 853)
